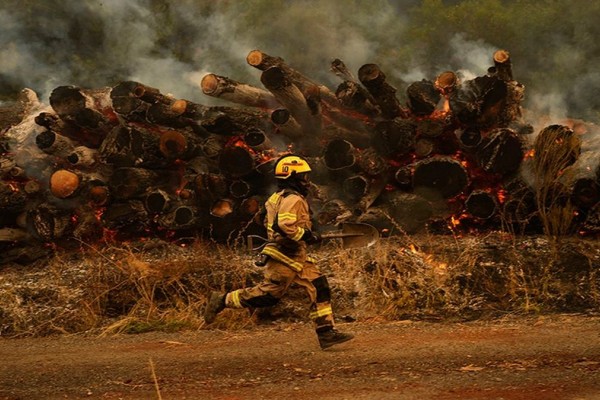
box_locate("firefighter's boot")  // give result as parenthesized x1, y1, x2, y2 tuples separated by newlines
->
(203, 291, 225, 324)
(318, 328, 354, 349)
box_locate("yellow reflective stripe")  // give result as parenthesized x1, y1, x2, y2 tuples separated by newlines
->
(231, 290, 243, 308)
(268, 193, 281, 205)
(291, 227, 305, 241)
(278, 212, 297, 221)
(310, 305, 333, 319)
(307, 256, 317, 263)
(261, 246, 303, 271)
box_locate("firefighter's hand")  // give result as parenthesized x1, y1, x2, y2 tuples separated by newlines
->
(303, 230, 322, 245)
(254, 254, 269, 267)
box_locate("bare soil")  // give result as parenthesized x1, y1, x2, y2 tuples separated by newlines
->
(1, 314, 599, 400)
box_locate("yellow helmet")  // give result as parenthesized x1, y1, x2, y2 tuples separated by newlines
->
(274, 155, 312, 179)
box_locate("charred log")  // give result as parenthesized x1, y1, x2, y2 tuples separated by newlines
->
(358, 63, 406, 119)
(261, 66, 321, 135)
(35, 130, 76, 158)
(99, 125, 163, 167)
(218, 145, 256, 178)
(413, 156, 469, 200)
(465, 190, 498, 219)
(100, 200, 148, 232)
(67, 146, 99, 168)
(449, 76, 508, 128)
(158, 205, 196, 230)
(201, 73, 280, 109)
(49, 86, 115, 145)
(493, 50, 513, 82)
(406, 79, 441, 116)
(108, 167, 180, 200)
(27, 204, 72, 241)
(247, 49, 340, 108)
(372, 118, 416, 156)
(323, 139, 357, 171)
(477, 128, 524, 175)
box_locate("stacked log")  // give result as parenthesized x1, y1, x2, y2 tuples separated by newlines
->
(1, 45, 598, 264)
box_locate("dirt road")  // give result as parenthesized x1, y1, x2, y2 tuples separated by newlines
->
(1, 314, 599, 400)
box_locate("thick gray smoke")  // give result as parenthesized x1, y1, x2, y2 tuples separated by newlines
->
(1, 0, 599, 127)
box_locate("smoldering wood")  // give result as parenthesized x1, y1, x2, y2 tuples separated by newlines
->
(458, 128, 482, 149)
(358, 63, 406, 120)
(199, 135, 227, 159)
(49, 86, 115, 137)
(414, 138, 435, 158)
(0, 227, 32, 242)
(356, 148, 388, 176)
(352, 174, 387, 216)
(158, 129, 202, 160)
(465, 190, 498, 219)
(343, 175, 368, 202)
(239, 196, 262, 218)
(331, 58, 380, 116)
(144, 189, 175, 214)
(100, 200, 148, 231)
(449, 75, 508, 128)
(108, 167, 181, 200)
(229, 179, 251, 199)
(493, 50, 513, 82)
(498, 81, 525, 127)
(210, 198, 235, 218)
(0, 181, 28, 214)
(417, 118, 447, 138)
(435, 71, 459, 96)
(372, 118, 416, 156)
(413, 156, 469, 200)
(87, 184, 110, 206)
(260, 66, 321, 135)
(193, 172, 229, 205)
(246, 49, 340, 109)
(158, 204, 196, 229)
(581, 203, 600, 234)
(244, 128, 272, 151)
(270, 108, 304, 139)
(334, 81, 380, 117)
(394, 166, 413, 190)
(201, 73, 280, 109)
(0, 89, 40, 132)
(406, 79, 441, 116)
(99, 125, 163, 168)
(323, 139, 357, 171)
(35, 130, 76, 158)
(26, 204, 73, 241)
(477, 128, 524, 175)
(218, 144, 256, 178)
(357, 192, 432, 234)
(316, 199, 353, 226)
(72, 205, 104, 241)
(67, 146, 98, 168)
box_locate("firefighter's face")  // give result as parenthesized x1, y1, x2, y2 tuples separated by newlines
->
(296, 172, 311, 189)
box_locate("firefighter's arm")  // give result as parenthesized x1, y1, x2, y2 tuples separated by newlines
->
(277, 196, 310, 241)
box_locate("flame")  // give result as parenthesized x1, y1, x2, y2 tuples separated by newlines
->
(497, 189, 507, 204)
(8, 182, 19, 192)
(409, 243, 418, 253)
(450, 216, 461, 227)
(524, 149, 535, 159)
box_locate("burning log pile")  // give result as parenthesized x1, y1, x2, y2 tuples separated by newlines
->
(1, 49, 599, 264)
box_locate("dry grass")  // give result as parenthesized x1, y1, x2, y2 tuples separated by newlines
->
(0, 231, 598, 338)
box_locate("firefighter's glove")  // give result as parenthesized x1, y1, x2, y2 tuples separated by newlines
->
(254, 254, 269, 267)
(302, 229, 322, 245)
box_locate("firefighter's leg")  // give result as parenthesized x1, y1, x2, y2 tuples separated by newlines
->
(224, 258, 295, 309)
(295, 261, 334, 332)
(297, 261, 354, 349)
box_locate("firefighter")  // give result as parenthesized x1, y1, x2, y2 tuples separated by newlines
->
(203, 154, 354, 349)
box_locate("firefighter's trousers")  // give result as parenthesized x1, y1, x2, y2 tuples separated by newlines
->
(224, 258, 335, 332)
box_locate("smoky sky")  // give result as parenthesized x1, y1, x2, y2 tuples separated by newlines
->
(1, 0, 599, 125)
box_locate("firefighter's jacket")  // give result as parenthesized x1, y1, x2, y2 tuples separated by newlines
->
(260, 189, 313, 271)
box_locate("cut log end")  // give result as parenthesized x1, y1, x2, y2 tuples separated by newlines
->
(493, 50, 511, 64)
(201, 74, 219, 94)
(246, 50, 264, 67)
(358, 64, 383, 84)
(50, 170, 80, 199)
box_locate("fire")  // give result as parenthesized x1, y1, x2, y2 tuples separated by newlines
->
(524, 149, 535, 159)
(497, 189, 507, 204)
(450, 215, 461, 227)
(409, 243, 418, 253)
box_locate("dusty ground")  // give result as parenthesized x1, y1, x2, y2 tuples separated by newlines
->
(1, 314, 599, 400)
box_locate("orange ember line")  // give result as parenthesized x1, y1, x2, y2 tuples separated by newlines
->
(524, 149, 535, 159)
